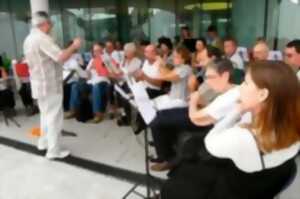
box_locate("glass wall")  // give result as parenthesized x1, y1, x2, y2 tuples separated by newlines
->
(148, 0, 176, 43)
(276, 0, 300, 49)
(231, 0, 266, 48)
(125, 0, 149, 42)
(10, 0, 31, 58)
(0, 0, 18, 59)
(49, 0, 64, 47)
(90, 0, 118, 42)
(1, 0, 300, 59)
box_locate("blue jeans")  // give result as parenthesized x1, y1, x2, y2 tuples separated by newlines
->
(69, 81, 108, 114)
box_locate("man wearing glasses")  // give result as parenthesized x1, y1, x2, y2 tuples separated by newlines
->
(285, 39, 300, 80)
(23, 11, 81, 159)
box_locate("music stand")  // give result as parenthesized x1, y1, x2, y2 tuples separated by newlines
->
(115, 82, 159, 199)
(1, 108, 21, 127)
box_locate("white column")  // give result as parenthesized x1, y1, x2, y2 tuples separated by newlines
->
(30, 0, 49, 15)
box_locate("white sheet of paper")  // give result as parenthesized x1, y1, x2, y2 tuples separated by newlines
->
(130, 82, 157, 124)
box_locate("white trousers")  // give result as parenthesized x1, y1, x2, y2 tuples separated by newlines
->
(37, 94, 63, 153)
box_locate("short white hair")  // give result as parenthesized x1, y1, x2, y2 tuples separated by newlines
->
(124, 42, 137, 54)
(32, 11, 50, 27)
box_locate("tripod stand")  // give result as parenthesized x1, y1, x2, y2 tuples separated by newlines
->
(1, 108, 20, 127)
(114, 84, 160, 198)
(122, 128, 159, 199)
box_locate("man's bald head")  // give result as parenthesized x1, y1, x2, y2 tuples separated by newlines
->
(144, 44, 157, 63)
(253, 42, 270, 61)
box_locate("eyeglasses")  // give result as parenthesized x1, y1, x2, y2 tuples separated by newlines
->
(284, 53, 294, 58)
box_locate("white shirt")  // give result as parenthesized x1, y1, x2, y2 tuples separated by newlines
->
(142, 60, 160, 90)
(205, 109, 300, 173)
(202, 86, 240, 121)
(230, 51, 244, 70)
(23, 28, 62, 99)
(121, 57, 142, 76)
(297, 70, 300, 81)
(86, 57, 110, 85)
(63, 53, 87, 84)
(103, 50, 123, 72)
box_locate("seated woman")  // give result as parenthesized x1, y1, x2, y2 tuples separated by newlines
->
(161, 61, 300, 199)
(188, 45, 223, 93)
(133, 59, 238, 171)
(65, 42, 112, 123)
(152, 46, 192, 110)
(115, 42, 142, 126)
(0, 66, 15, 111)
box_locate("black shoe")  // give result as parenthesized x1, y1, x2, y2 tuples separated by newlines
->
(150, 157, 164, 163)
(149, 141, 155, 147)
(117, 116, 130, 126)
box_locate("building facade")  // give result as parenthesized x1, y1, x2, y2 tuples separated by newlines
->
(0, 0, 299, 59)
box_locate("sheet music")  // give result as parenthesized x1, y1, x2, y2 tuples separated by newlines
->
(130, 82, 157, 125)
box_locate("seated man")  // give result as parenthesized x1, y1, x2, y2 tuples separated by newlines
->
(62, 40, 85, 111)
(252, 41, 269, 61)
(284, 39, 300, 80)
(0, 65, 15, 111)
(65, 42, 112, 123)
(132, 44, 165, 134)
(224, 37, 244, 70)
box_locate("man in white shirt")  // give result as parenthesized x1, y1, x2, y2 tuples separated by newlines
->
(253, 41, 269, 61)
(284, 39, 300, 81)
(224, 37, 244, 70)
(135, 44, 164, 98)
(23, 11, 81, 159)
(103, 40, 122, 71)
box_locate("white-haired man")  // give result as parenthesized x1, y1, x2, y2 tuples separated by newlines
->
(23, 11, 81, 159)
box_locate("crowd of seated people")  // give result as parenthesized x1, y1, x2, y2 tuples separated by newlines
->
(1, 22, 300, 198)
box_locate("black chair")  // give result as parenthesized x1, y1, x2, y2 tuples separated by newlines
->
(275, 160, 298, 199)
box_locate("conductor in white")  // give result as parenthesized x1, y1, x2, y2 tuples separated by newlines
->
(23, 11, 81, 159)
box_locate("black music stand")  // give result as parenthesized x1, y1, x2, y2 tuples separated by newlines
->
(115, 84, 159, 199)
(1, 108, 21, 127)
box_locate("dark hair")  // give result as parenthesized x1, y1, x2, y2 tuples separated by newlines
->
(286, 39, 300, 54)
(224, 36, 238, 46)
(247, 61, 300, 152)
(35, 11, 50, 19)
(207, 58, 234, 83)
(175, 46, 191, 65)
(105, 40, 115, 46)
(91, 42, 104, 57)
(206, 45, 223, 59)
(196, 37, 207, 47)
(66, 40, 73, 48)
(139, 40, 151, 46)
(181, 26, 190, 32)
(207, 25, 218, 33)
(158, 37, 173, 51)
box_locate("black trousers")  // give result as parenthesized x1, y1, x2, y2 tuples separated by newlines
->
(19, 83, 34, 107)
(150, 107, 213, 162)
(0, 89, 15, 109)
(63, 82, 73, 111)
